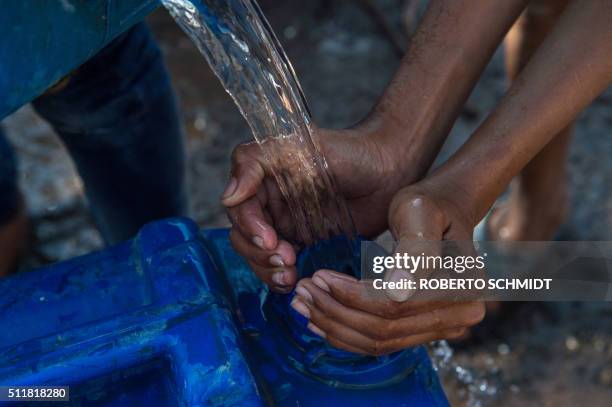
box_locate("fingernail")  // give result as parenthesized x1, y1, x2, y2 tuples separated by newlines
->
(312, 275, 330, 293)
(307, 323, 326, 338)
(291, 299, 310, 318)
(269, 254, 285, 267)
(272, 286, 292, 294)
(295, 285, 313, 302)
(389, 269, 412, 284)
(222, 177, 238, 199)
(272, 272, 285, 285)
(252, 236, 265, 249)
(385, 269, 414, 302)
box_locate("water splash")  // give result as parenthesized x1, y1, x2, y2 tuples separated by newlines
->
(430, 340, 502, 407)
(162, 0, 355, 246)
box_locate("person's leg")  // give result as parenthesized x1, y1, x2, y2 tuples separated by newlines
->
(0, 127, 29, 276)
(32, 23, 188, 245)
(488, 0, 571, 241)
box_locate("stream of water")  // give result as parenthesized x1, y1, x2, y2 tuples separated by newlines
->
(161, 1, 504, 405)
(162, 0, 355, 247)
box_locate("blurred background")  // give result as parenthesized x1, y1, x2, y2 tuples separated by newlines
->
(3, 0, 612, 405)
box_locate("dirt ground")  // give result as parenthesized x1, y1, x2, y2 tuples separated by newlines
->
(3, 1, 612, 405)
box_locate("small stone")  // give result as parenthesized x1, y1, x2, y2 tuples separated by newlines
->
(565, 336, 579, 352)
(598, 367, 612, 386)
(594, 338, 606, 353)
(497, 343, 510, 355)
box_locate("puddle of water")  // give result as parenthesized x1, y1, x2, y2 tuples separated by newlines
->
(162, 0, 355, 246)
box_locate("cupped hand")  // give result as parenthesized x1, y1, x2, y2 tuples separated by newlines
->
(222, 124, 406, 293)
(290, 185, 486, 355)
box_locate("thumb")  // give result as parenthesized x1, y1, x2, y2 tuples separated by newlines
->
(223, 143, 267, 207)
(388, 188, 447, 241)
(385, 188, 447, 302)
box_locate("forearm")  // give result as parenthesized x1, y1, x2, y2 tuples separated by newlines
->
(424, 0, 612, 224)
(367, 0, 528, 180)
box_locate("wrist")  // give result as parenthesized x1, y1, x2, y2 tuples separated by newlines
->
(357, 108, 432, 187)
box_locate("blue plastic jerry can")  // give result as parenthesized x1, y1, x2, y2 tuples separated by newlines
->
(0, 218, 449, 406)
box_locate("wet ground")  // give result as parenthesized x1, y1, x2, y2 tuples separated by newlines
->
(3, 0, 612, 405)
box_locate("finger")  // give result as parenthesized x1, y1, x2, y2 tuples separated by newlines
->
(293, 290, 388, 355)
(264, 177, 295, 238)
(250, 261, 297, 293)
(227, 195, 277, 251)
(385, 190, 448, 302)
(294, 289, 467, 355)
(223, 143, 266, 207)
(313, 269, 449, 318)
(319, 311, 468, 355)
(299, 278, 484, 339)
(229, 225, 296, 268)
(229, 227, 292, 267)
(384, 238, 443, 303)
(388, 189, 447, 241)
(230, 228, 297, 289)
(388, 189, 482, 302)
(324, 334, 370, 355)
(298, 279, 391, 342)
(353, 328, 467, 355)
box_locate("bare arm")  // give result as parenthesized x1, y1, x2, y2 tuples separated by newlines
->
(368, 0, 528, 181)
(421, 0, 612, 224)
(290, 0, 612, 355)
(224, 0, 528, 293)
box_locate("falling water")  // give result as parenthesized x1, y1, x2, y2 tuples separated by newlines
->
(162, 0, 355, 247)
(162, 2, 510, 404)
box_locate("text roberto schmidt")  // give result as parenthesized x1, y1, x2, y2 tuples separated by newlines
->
(369, 253, 552, 292)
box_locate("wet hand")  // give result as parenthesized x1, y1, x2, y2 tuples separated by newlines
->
(222, 125, 405, 293)
(290, 185, 485, 354)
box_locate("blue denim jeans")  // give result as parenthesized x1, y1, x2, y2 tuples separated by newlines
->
(0, 23, 187, 244)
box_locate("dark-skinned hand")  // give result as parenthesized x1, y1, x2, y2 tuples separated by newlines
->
(222, 124, 407, 293)
(291, 185, 486, 355)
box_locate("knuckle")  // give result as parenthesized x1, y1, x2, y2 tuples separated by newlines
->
(389, 189, 427, 216)
(231, 143, 250, 162)
(388, 188, 445, 230)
